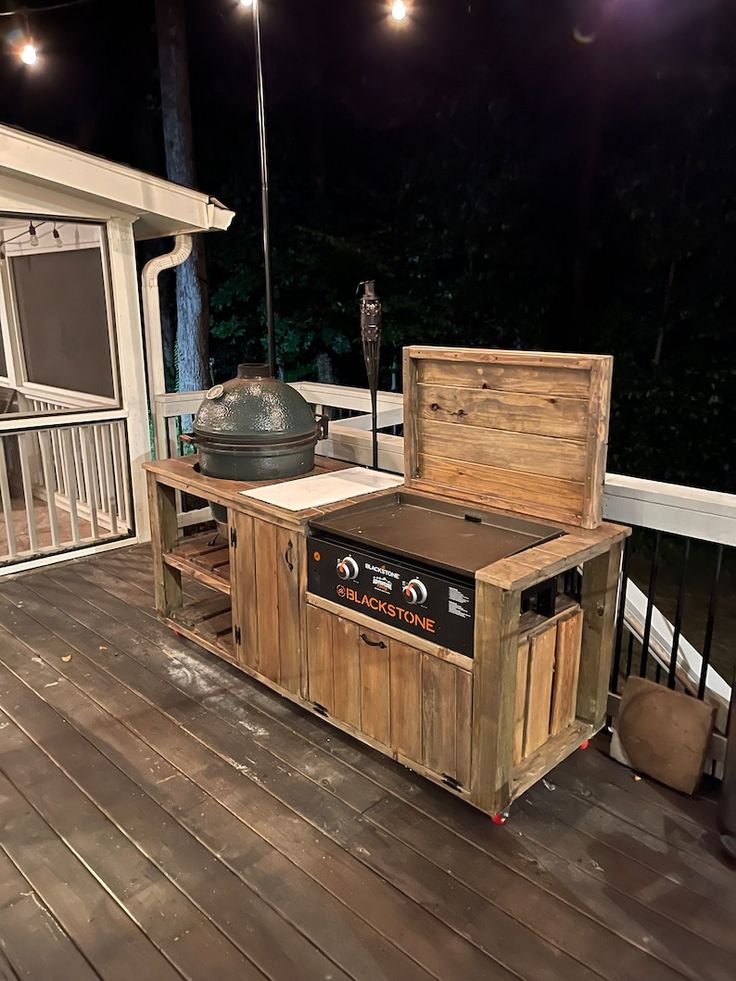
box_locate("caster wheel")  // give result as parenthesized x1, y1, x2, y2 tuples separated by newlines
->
(492, 810, 509, 826)
(579, 739, 590, 750)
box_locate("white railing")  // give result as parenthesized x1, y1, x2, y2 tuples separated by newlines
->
(0, 410, 133, 572)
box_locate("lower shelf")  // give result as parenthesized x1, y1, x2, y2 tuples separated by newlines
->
(169, 594, 235, 661)
(164, 530, 231, 595)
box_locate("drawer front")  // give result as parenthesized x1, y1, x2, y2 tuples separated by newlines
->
(306, 606, 472, 789)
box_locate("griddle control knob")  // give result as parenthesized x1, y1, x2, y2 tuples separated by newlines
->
(403, 578, 428, 605)
(336, 556, 360, 581)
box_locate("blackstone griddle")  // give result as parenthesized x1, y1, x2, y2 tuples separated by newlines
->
(308, 491, 564, 657)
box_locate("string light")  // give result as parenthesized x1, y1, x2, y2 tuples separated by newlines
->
(391, 1, 408, 22)
(20, 41, 37, 65)
(53, 223, 62, 247)
(239, 0, 254, 7)
(28, 222, 39, 247)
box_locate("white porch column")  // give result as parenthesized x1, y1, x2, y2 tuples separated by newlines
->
(106, 218, 152, 542)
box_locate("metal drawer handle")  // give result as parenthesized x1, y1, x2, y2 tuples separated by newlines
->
(284, 539, 294, 572)
(360, 633, 386, 649)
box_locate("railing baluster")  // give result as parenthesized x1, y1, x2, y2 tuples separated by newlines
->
(94, 425, 108, 516)
(667, 537, 691, 690)
(639, 530, 661, 678)
(18, 432, 39, 553)
(38, 429, 60, 548)
(0, 434, 17, 559)
(610, 537, 631, 693)
(115, 421, 132, 531)
(101, 425, 118, 535)
(80, 427, 100, 540)
(60, 428, 81, 545)
(110, 421, 127, 529)
(72, 427, 87, 505)
(698, 544, 723, 700)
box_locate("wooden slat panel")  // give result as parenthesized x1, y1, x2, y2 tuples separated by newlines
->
(276, 526, 301, 695)
(417, 358, 593, 397)
(389, 640, 422, 762)
(146, 473, 182, 617)
(416, 384, 589, 441)
(513, 639, 530, 766)
(306, 604, 334, 712)
(422, 654, 456, 777)
(359, 628, 390, 745)
(455, 667, 473, 789)
(254, 519, 280, 683)
(550, 611, 584, 735)
(230, 511, 257, 668)
(523, 625, 557, 756)
(417, 453, 585, 526)
(332, 615, 361, 729)
(420, 419, 587, 481)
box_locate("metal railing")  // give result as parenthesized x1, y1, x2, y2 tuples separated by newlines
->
(0, 410, 134, 571)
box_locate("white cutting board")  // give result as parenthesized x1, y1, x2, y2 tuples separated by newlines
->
(240, 466, 404, 511)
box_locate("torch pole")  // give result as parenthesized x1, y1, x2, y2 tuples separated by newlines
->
(359, 281, 382, 470)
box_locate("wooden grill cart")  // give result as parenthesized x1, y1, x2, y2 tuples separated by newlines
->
(145, 348, 629, 821)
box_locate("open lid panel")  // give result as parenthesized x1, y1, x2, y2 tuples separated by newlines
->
(402, 347, 613, 529)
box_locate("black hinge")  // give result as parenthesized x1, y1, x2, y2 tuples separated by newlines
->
(312, 702, 328, 716)
(230, 526, 237, 548)
(234, 625, 242, 645)
(442, 774, 463, 791)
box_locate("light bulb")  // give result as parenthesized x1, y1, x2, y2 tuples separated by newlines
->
(239, 0, 254, 7)
(20, 43, 37, 66)
(53, 225, 62, 248)
(28, 222, 39, 247)
(391, 1, 407, 21)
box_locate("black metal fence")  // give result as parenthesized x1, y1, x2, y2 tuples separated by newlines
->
(609, 526, 732, 731)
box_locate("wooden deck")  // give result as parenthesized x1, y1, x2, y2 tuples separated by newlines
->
(0, 545, 733, 981)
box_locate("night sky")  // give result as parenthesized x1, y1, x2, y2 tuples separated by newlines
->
(1, 0, 734, 489)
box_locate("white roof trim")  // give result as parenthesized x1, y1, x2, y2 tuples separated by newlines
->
(0, 125, 235, 240)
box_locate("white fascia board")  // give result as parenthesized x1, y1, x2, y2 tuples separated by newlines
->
(0, 126, 234, 238)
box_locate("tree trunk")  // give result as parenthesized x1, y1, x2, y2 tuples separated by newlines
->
(155, 0, 211, 392)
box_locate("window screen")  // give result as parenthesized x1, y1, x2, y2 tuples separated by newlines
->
(11, 247, 115, 399)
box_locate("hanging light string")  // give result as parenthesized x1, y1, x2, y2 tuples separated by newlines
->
(0, 1, 96, 16)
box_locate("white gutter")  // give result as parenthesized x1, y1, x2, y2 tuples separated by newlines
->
(141, 234, 193, 457)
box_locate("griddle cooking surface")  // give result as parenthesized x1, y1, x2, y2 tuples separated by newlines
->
(311, 491, 563, 577)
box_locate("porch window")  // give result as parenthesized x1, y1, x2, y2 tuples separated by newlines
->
(11, 245, 115, 400)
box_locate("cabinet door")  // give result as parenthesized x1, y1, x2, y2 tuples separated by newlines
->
(230, 510, 258, 670)
(230, 513, 303, 695)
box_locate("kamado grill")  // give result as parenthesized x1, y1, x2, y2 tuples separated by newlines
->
(308, 491, 564, 658)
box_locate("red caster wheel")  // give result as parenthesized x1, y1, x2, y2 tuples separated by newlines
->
(579, 739, 590, 750)
(492, 810, 509, 826)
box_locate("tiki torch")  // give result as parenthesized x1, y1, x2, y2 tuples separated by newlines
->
(358, 281, 382, 470)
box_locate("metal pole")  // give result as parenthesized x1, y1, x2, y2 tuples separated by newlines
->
(252, 0, 276, 377)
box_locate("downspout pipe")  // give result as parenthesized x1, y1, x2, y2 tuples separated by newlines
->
(141, 233, 193, 459)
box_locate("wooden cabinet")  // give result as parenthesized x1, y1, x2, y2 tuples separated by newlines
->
(230, 511, 303, 695)
(306, 605, 473, 790)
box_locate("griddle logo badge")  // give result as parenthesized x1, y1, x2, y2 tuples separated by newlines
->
(340, 586, 437, 635)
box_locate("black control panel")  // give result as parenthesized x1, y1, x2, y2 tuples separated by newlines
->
(307, 532, 476, 657)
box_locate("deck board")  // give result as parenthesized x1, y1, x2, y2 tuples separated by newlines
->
(0, 543, 733, 981)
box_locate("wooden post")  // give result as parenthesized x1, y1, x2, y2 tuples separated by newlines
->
(577, 541, 623, 727)
(147, 471, 182, 616)
(470, 579, 522, 815)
